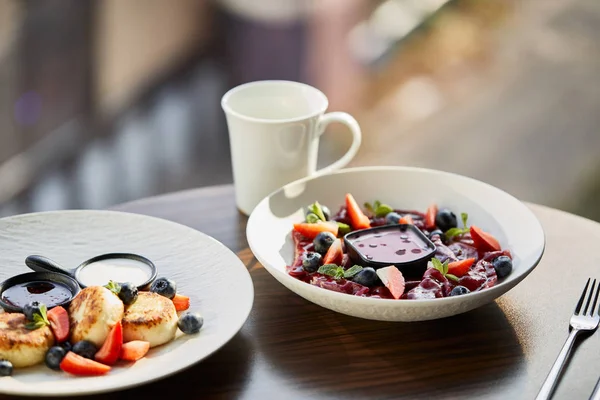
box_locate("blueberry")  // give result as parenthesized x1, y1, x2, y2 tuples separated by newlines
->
(313, 232, 336, 254)
(72, 340, 97, 359)
(429, 229, 444, 240)
(178, 312, 204, 334)
(59, 341, 72, 352)
(353, 267, 378, 287)
(449, 286, 470, 296)
(385, 212, 402, 225)
(45, 346, 67, 370)
(302, 252, 322, 273)
(435, 208, 458, 232)
(118, 282, 138, 305)
(0, 359, 12, 376)
(22, 301, 43, 322)
(150, 277, 177, 299)
(493, 256, 513, 278)
(305, 205, 331, 221)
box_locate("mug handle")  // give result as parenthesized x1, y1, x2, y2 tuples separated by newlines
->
(313, 112, 362, 176)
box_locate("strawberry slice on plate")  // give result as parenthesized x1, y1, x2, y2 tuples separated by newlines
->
(447, 258, 476, 277)
(60, 351, 111, 376)
(345, 193, 371, 230)
(293, 221, 339, 240)
(121, 341, 150, 361)
(322, 239, 343, 265)
(172, 294, 190, 311)
(376, 266, 406, 299)
(95, 321, 123, 365)
(470, 226, 501, 252)
(398, 215, 414, 225)
(425, 204, 438, 230)
(47, 306, 69, 343)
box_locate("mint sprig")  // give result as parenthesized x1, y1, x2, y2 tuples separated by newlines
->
(318, 264, 363, 280)
(343, 265, 364, 279)
(430, 258, 460, 283)
(25, 303, 50, 330)
(444, 212, 470, 240)
(306, 213, 320, 224)
(104, 280, 121, 295)
(310, 201, 327, 222)
(364, 200, 394, 218)
(318, 264, 345, 279)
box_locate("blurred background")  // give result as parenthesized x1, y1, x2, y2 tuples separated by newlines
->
(0, 0, 599, 220)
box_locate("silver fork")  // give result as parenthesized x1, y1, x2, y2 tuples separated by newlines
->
(536, 278, 600, 400)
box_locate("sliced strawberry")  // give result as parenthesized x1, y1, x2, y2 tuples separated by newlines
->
(345, 193, 371, 230)
(60, 351, 111, 376)
(172, 294, 190, 311)
(447, 258, 476, 277)
(425, 204, 438, 230)
(376, 266, 405, 299)
(95, 321, 122, 365)
(322, 239, 343, 265)
(47, 306, 69, 343)
(293, 221, 339, 240)
(121, 341, 150, 361)
(398, 215, 414, 225)
(470, 226, 501, 252)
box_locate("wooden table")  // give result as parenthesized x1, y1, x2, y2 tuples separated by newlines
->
(7, 185, 599, 400)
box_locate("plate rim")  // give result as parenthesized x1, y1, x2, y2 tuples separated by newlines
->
(0, 209, 254, 397)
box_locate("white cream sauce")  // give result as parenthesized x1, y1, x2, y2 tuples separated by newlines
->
(77, 258, 152, 287)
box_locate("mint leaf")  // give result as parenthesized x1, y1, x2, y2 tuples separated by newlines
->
(375, 204, 394, 218)
(25, 321, 45, 330)
(444, 227, 469, 240)
(38, 303, 49, 325)
(318, 264, 343, 278)
(431, 258, 444, 274)
(344, 265, 363, 279)
(461, 212, 469, 228)
(336, 222, 351, 236)
(104, 280, 121, 295)
(306, 213, 320, 224)
(26, 304, 49, 330)
(310, 201, 326, 222)
(374, 200, 381, 210)
(446, 273, 460, 282)
(432, 258, 449, 275)
(364, 202, 374, 214)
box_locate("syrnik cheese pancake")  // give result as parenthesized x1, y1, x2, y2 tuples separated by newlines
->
(69, 286, 124, 347)
(0, 312, 54, 368)
(122, 292, 177, 347)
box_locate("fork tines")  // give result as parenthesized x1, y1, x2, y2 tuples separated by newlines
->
(575, 278, 600, 316)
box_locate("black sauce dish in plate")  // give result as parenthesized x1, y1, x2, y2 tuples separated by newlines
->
(0, 271, 80, 313)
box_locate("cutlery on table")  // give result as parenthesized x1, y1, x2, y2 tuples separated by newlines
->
(536, 278, 600, 400)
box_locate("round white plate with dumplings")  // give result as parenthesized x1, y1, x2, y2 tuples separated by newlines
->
(0, 210, 254, 396)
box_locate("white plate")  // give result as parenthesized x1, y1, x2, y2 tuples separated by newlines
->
(0, 210, 254, 396)
(247, 166, 545, 322)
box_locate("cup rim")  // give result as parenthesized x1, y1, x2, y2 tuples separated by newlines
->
(221, 80, 329, 124)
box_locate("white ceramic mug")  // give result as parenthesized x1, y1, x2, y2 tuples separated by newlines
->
(221, 80, 362, 215)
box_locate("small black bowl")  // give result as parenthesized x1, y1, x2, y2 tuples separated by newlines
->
(0, 271, 81, 313)
(344, 224, 437, 278)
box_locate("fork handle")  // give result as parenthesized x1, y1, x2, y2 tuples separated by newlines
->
(536, 329, 580, 400)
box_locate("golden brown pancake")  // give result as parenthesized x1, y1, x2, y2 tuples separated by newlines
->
(0, 312, 54, 368)
(122, 292, 177, 347)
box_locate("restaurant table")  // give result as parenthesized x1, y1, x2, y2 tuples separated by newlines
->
(4, 185, 599, 400)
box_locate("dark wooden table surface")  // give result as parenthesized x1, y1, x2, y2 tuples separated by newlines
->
(5, 184, 600, 400)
